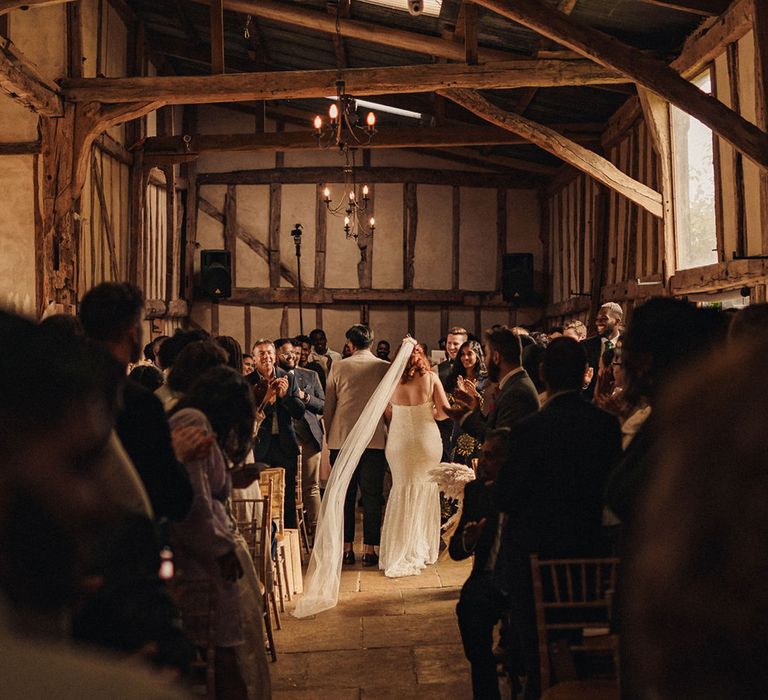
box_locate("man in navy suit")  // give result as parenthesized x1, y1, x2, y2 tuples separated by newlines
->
(275, 338, 325, 538)
(247, 338, 305, 528)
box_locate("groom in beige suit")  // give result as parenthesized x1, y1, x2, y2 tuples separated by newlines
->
(324, 324, 390, 566)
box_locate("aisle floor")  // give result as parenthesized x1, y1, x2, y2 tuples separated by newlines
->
(271, 554, 475, 699)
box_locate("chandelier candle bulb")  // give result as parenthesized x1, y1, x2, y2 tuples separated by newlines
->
(313, 115, 322, 132)
(366, 111, 376, 132)
(362, 185, 369, 199)
(329, 103, 339, 123)
(323, 187, 331, 202)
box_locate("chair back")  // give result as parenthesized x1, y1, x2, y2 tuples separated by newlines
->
(295, 446, 304, 507)
(231, 490, 272, 588)
(168, 576, 216, 700)
(530, 555, 619, 690)
(259, 467, 285, 535)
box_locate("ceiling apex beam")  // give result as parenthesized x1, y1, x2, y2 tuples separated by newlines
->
(61, 60, 630, 105)
(190, 0, 523, 63)
(441, 87, 663, 217)
(636, 0, 730, 16)
(0, 37, 62, 116)
(473, 0, 768, 171)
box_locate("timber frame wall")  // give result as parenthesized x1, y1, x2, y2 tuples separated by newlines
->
(544, 0, 768, 327)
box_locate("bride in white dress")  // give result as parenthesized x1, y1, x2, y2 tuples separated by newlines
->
(380, 343, 450, 577)
(294, 338, 449, 618)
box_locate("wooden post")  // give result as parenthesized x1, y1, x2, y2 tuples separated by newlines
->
(315, 183, 326, 289)
(224, 184, 237, 286)
(244, 304, 252, 351)
(67, 0, 83, 79)
(751, 0, 768, 253)
(464, 2, 479, 65)
(589, 187, 611, 323)
(210, 0, 225, 73)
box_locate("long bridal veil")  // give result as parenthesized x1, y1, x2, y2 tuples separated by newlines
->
(293, 337, 417, 618)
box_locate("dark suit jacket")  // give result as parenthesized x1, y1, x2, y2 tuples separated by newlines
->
(495, 391, 621, 562)
(305, 360, 326, 391)
(449, 479, 500, 574)
(248, 367, 306, 460)
(461, 368, 540, 442)
(583, 334, 621, 398)
(437, 359, 454, 391)
(116, 379, 193, 522)
(290, 366, 325, 450)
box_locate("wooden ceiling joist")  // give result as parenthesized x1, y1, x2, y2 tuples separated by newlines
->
(473, 0, 768, 171)
(61, 59, 629, 104)
(0, 37, 62, 116)
(441, 88, 663, 217)
(0, 0, 73, 14)
(142, 124, 600, 155)
(636, 0, 730, 16)
(190, 0, 525, 64)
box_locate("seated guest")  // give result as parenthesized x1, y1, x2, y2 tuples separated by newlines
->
(79, 283, 197, 524)
(214, 335, 243, 372)
(0, 310, 189, 699)
(446, 339, 490, 465)
(248, 339, 306, 528)
(129, 363, 164, 393)
(623, 338, 768, 700)
(450, 429, 512, 700)
(495, 337, 622, 698)
(163, 340, 229, 412)
(155, 329, 209, 406)
(170, 366, 270, 699)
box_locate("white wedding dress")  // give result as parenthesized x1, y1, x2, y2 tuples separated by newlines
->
(379, 400, 441, 577)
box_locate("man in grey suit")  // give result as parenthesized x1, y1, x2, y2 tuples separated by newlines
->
(275, 338, 325, 539)
(450, 326, 540, 440)
(324, 324, 390, 567)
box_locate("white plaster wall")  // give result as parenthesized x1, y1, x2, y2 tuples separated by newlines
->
(250, 306, 283, 344)
(414, 185, 453, 290)
(371, 150, 492, 172)
(9, 4, 67, 79)
(371, 183, 404, 289)
(368, 306, 408, 349)
(415, 308, 441, 351)
(0, 95, 38, 142)
(448, 308, 475, 336)
(196, 185, 226, 275)
(460, 187, 497, 291)
(321, 306, 360, 351)
(217, 303, 246, 348)
(324, 185, 362, 288)
(507, 189, 543, 270)
(234, 185, 271, 287)
(0, 156, 36, 315)
(280, 184, 316, 288)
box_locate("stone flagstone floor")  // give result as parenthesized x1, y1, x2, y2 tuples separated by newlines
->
(270, 553, 477, 699)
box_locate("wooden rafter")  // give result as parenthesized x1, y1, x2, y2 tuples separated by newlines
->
(441, 88, 663, 217)
(61, 60, 629, 104)
(636, 0, 730, 16)
(0, 37, 62, 116)
(209, 0, 224, 73)
(190, 0, 527, 63)
(473, 0, 768, 171)
(0, 0, 73, 14)
(142, 124, 600, 155)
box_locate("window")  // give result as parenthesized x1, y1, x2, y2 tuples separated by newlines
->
(670, 70, 718, 270)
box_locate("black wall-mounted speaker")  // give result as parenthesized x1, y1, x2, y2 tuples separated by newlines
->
(200, 249, 232, 300)
(502, 253, 534, 303)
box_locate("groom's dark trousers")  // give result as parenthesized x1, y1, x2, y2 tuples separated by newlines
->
(331, 448, 389, 545)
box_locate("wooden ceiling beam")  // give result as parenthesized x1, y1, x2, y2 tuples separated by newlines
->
(473, 0, 768, 171)
(441, 88, 663, 217)
(0, 0, 73, 13)
(0, 36, 62, 116)
(142, 124, 604, 154)
(209, 0, 225, 73)
(635, 0, 730, 16)
(61, 59, 629, 104)
(190, 0, 524, 63)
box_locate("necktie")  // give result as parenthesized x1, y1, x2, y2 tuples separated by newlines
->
(605, 340, 614, 351)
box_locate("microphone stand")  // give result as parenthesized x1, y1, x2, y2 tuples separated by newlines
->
(291, 223, 304, 335)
